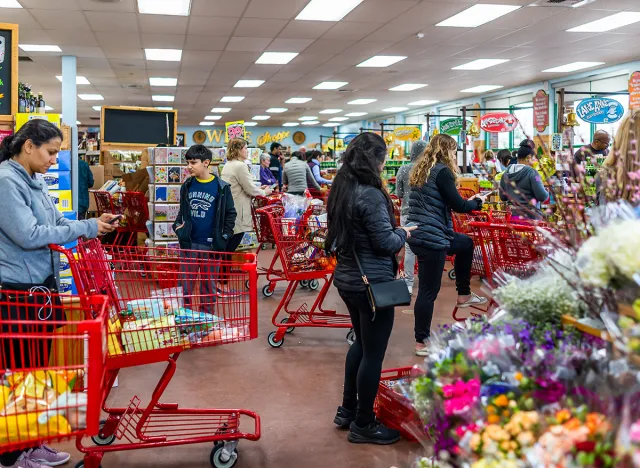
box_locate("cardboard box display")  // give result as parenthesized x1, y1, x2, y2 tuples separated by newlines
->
(43, 171, 71, 190)
(88, 166, 105, 213)
(49, 151, 71, 172)
(122, 168, 150, 195)
(49, 190, 72, 212)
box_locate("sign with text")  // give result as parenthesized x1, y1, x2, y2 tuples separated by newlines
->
(440, 118, 472, 136)
(0, 24, 18, 119)
(551, 133, 563, 152)
(480, 112, 519, 133)
(0, 129, 11, 144)
(393, 126, 421, 141)
(576, 97, 624, 124)
(630, 71, 640, 111)
(533, 89, 549, 133)
(225, 120, 246, 141)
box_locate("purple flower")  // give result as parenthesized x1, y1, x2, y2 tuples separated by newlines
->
(533, 378, 566, 404)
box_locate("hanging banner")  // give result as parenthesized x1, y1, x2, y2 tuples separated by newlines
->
(393, 126, 421, 141)
(575, 97, 624, 124)
(533, 90, 549, 133)
(225, 120, 246, 141)
(630, 71, 640, 110)
(480, 112, 519, 133)
(323, 138, 345, 152)
(440, 118, 472, 136)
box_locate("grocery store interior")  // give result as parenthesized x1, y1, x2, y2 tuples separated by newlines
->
(2, 0, 640, 467)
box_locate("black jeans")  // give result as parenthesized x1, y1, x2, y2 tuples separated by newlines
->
(413, 233, 474, 343)
(338, 290, 394, 427)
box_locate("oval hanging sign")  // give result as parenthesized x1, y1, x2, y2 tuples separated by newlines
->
(440, 118, 473, 136)
(576, 97, 624, 124)
(480, 112, 519, 133)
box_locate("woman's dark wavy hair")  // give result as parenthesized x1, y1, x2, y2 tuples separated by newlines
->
(0, 119, 63, 164)
(326, 132, 394, 254)
(306, 149, 321, 163)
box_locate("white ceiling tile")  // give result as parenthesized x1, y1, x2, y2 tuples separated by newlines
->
(30, 9, 91, 30)
(341, 41, 397, 62)
(448, 28, 518, 46)
(141, 34, 186, 49)
(235, 18, 288, 37)
(110, 60, 147, 71)
(218, 51, 261, 63)
(79, 0, 135, 12)
(85, 12, 138, 33)
(102, 47, 145, 60)
(391, 1, 473, 27)
(178, 70, 212, 86)
(0, 9, 41, 28)
(181, 51, 222, 69)
(244, 0, 308, 19)
(139, 15, 189, 35)
(187, 16, 238, 36)
(146, 61, 182, 70)
(226, 37, 273, 52)
(47, 29, 99, 47)
(485, 6, 562, 29)
(276, 20, 334, 39)
(190, 0, 250, 17)
(184, 35, 229, 51)
(19, 0, 79, 9)
(59, 46, 106, 58)
(322, 22, 382, 41)
(344, 0, 420, 23)
(364, 23, 423, 43)
(303, 39, 353, 55)
(266, 38, 314, 53)
(96, 32, 142, 49)
(17, 29, 53, 43)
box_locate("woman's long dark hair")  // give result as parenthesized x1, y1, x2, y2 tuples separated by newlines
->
(307, 150, 320, 163)
(0, 119, 63, 164)
(327, 132, 394, 254)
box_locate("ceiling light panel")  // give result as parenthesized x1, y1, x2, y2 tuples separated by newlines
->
(56, 76, 90, 85)
(296, 0, 363, 21)
(313, 81, 348, 90)
(92, 106, 101, 111)
(149, 77, 178, 86)
(138, 0, 191, 16)
(145, 48, 182, 61)
(542, 62, 604, 73)
(19, 44, 61, 52)
(211, 107, 231, 112)
(235, 80, 265, 88)
(452, 59, 509, 70)
(45, 105, 54, 111)
(389, 83, 427, 91)
(568, 12, 640, 32)
(348, 99, 377, 105)
(323, 123, 338, 127)
(329, 117, 349, 122)
(78, 94, 104, 101)
(155, 107, 173, 110)
(319, 109, 343, 114)
(286, 97, 312, 104)
(256, 52, 299, 64)
(357, 55, 406, 68)
(152, 95, 175, 102)
(299, 116, 319, 121)
(266, 108, 288, 113)
(199, 122, 215, 126)
(437, 4, 521, 28)
(408, 100, 439, 106)
(345, 112, 368, 117)
(460, 85, 503, 93)
(253, 115, 270, 120)
(383, 107, 409, 113)
(221, 96, 245, 102)
(283, 123, 300, 127)
(0, 0, 23, 7)
(244, 122, 258, 127)
(301, 121, 320, 125)
(205, 115, 222, 120)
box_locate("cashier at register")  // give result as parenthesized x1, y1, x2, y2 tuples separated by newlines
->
(574, 130, 610, 165)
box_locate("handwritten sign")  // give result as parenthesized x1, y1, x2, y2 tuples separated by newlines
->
(630, 71, 640, 111)
(225, 121, 246, 141)
(533, 90, 549, 133)
(575, 98, 623, 124)
(256, 130, 290, 146)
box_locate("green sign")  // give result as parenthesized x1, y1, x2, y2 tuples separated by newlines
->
(439, 118, 473, 136)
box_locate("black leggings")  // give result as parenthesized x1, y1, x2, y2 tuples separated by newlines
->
(413, 233, 474, 343)
(338, 290, 394, 427)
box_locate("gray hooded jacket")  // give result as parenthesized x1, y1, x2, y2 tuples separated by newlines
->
(0, 159, 99, 285)
(499, 163, 549, 218)
(395, 140, 428, 218)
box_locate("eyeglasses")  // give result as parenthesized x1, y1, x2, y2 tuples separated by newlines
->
(595, 139, 611, 147)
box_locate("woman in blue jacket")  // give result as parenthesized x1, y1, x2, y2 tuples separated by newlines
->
(307, 150, 332, 185)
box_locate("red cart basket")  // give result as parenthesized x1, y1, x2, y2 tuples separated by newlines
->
(0, 291, 108, 452)
(52, 240, 260, 468)
(374, 367, 423, 442)
(256, 204, 353, 348)
(251, 195, 287, 294)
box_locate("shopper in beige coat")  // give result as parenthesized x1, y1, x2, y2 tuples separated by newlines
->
(221, 138, 273, 252)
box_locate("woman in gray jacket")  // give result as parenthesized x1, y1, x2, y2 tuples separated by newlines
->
(0, 120, 116, 468)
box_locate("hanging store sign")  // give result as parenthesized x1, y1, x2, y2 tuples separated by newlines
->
(393, 126, 421, 141)
(575, 97, 623, 124)
(533, 89, 549, 133)
(343, 134, 357, 145)
(225, 120, 245, 141)
(630, 71, 640, 111)
(439, 118, 472, 136)
(480, 112, 519, 133)
(551, 133, 563, 152)
(323, 138, 345, 152)
(0, 24, 18, 120)
(256, 130, 290, 147)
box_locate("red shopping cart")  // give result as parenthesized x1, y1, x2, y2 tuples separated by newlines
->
(251, 195, 286, 294)
(374, 367, 423, 442)
(257, 204, 353, 348)
(119, 191, 149, 246)
(52, 240, 260, 468)
(307, 188, 330, 205)
(0, 291, 108, 452)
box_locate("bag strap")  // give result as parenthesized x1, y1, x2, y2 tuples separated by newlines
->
(351, 246, 369, 286)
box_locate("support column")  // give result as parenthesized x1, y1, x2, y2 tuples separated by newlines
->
(61, 56, 78, 213)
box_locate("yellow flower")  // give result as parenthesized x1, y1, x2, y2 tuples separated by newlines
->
(487, 405, 497, 414)
(514, 372, 523, 381)
(556, 409, 571, 424)
(470, 433, 482, 452)
(487, 414, 501, 424)
(494, 394, 509, 407)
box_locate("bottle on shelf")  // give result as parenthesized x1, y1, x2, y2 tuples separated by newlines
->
(18, 83, 25, 113)
(37, 92, 45, 114)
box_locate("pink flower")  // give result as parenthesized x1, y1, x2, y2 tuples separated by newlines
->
(630, 422, 640, 443)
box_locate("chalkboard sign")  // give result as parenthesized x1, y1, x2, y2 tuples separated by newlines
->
(0, 24, 18, 119)
(102, 106, 177, 146)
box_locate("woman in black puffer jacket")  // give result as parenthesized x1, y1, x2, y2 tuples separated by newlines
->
(327, 132, 415, 446)
(407, 134, 489, 356)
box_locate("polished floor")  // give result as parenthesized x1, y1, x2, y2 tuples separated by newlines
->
(59, 251, 479, 468)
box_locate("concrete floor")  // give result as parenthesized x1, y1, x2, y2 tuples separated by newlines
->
(59, 251, 478, 468)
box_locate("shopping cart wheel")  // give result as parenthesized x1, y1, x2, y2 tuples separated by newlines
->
(308, 279, 320, 291)
(267, 331, 284, 348)
(245, 279, 251, 290)
(75, 462, 101, 468)
(210, 444, 238, 468)
(91, 420, 116, 446)
(346, 329, 355, 346)
(448, 269, 456, 280)
(261, 244, 268, 250)
(300, 280, 310, 288)
(262, 284, 275, 297)
(281, 318, 295, 333)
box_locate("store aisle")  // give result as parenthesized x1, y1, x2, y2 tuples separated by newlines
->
(60, 253, 475, 468)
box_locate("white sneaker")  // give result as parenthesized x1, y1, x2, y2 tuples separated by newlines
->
(457, 292, 488, 308)
(1, 453, 47, 468)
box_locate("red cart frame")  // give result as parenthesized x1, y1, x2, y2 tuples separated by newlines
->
(52, 240, 260, 468)
(374, 367, 423, 442)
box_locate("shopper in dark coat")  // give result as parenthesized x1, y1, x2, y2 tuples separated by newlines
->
(407, 134, 488, 356)
(327, 132, 415, 446)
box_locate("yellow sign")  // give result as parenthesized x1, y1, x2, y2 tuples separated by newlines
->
(322, 138, 345, 152)
(16, 113, 61, 131)
(393, 126, 421, 141)
(257, 131, 290, 146)
(225, 120, 246, 141)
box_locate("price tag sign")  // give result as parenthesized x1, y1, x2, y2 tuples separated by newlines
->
(225, 120, 246, 141)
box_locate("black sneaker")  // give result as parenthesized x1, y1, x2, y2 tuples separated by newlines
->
(348, 421, 401, 445)
(333, 406, 355, 429)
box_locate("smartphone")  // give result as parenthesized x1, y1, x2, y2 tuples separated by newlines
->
(406, 222, 419, 228)
(110, 215, 124, 225)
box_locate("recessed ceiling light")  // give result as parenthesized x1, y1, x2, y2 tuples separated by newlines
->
(211, 107, 231, 113)
(542, 61, 605, 73)
(235, 80, 265, 88)
(152, 95, 175, 102)
(437, 4, 521, 28)
(78, 94, 104, 101)
(357, 55, 407, 68)
(313, 81, 348, 90)
(205, 115, 222, 120)
(408, 100, 439, 106)
(286, 97, 312, 104)
(149, 77, 178, 86)
(283, 122, 300, 127)
(389, 83, 427, 92)
(56, 75, 90, 85)
(460, 85, 503, 93)
(348, 99, 377, 105)
(323, 123, 338, 127)
(19, 44, 61, 52)
(319, 109, 342, 114)
(299, 116, 318, 121)
(452, 59, 509, 70)
(383, 107, 409, 113)
(329, 117, 349, 122)
(345, 112, 368, 117)
(221, 96, 245, 102)
(253, 115, 270, 120)
(296, 0, 363, 21)
(199, 122, 215, 126)
(266, 108, 288, 113)
(92, 106, 101, 111)
(155, 106, 173, 110)
(45, 105, 54, 111)
(301, 121, 320, 125)
(76, 121, 81, 125)
(256, 52, 299, 65)
(0, 0, 23, 8)
(568, 12, 640, 32)
(138, 0, 191, 16)
(145, 48, 182, 61)
(244, 122, 258, 126)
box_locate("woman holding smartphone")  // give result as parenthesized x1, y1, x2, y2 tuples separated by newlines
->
(407, 134, 488, 356)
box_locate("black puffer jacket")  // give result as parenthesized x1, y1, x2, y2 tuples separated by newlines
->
(333, 185, 407, 292)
